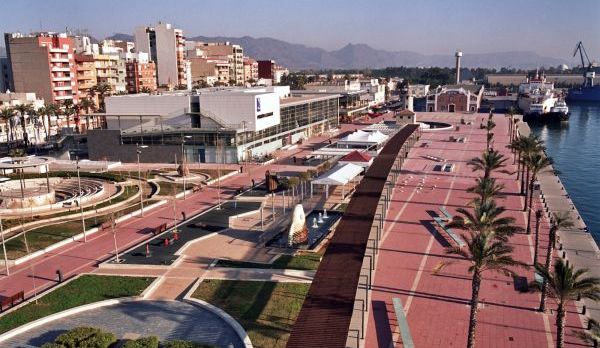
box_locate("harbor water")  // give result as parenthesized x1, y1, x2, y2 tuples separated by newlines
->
(530, 102, 600, 244)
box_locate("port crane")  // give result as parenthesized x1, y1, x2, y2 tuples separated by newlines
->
(573, 41, 595, 88)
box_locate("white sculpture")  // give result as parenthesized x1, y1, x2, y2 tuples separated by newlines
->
(318, 212, 324, 224)
(323, 208, 328, 219)
(288, 204, 308, 247)
(312, 217, 318, 229)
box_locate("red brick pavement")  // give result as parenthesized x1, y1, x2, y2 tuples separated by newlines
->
(365, 113, 587, 348)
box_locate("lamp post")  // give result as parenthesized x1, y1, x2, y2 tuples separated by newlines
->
(110, 213, 120, 263)
(0, 211, 9, 275)
(216, 128, 223, 209)
(136, 144, 148, 216)
(76, 157, 87, 242)
(181, 135, 192, 200)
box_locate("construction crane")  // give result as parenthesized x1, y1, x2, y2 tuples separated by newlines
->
(573, 41, 595, 88)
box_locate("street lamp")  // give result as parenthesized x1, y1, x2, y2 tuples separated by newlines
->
(76, 157, 87, 242)
(181, 135, 192, 200)
(0, 205, 9, 275)
(216, 127, 225, 209)
(136, 144, 148, 216)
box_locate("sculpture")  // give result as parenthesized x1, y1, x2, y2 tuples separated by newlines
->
(177, 161, 190, 177)
(318, 212, 324, 224)
(288, 204, 308, 247)
(323, 208, 328, 219)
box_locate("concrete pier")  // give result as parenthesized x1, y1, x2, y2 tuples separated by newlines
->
(520, 120, 600, 323)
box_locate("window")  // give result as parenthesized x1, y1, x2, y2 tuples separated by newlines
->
(257, 112, 274, 120)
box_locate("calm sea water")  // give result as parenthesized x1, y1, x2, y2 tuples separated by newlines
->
(530, 103, 600, 244)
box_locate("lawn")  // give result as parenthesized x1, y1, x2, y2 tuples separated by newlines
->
(192, 280, 310, 348)
(215, 253, 322, 271)
(0, 275, 154, 335)
(156, 181, 187, 196)
(5, 201, 143, 260)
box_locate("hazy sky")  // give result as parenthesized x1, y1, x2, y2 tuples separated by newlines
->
(2, 0, 599, 59)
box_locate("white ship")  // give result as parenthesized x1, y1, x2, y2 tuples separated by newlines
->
(518, 71, 567, 122)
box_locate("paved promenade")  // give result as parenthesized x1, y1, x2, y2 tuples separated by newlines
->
(364, 113, 588, 347)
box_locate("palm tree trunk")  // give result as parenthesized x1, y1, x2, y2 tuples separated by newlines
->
(516, 151, 521, 179)
(526, 176, 535, 234)
(556, 304, 566, 348)
(520, 159, 526, 195)
(534, 213, 541, 264)
(540, 228, 555, 312)
(467, 271, 482, 348)
(524, 166, 530, 209)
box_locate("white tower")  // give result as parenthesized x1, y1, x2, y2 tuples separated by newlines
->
(455, 50, 463, 84)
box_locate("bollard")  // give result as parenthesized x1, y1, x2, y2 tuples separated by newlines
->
(56, 269, 63, 283)
(582, 305, 587, 315)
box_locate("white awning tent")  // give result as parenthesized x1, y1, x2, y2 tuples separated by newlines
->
(311, 163, 364, 199)
(338, 130, 388, 145)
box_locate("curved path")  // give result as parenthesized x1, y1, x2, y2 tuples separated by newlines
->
(4, 300, 244, 348)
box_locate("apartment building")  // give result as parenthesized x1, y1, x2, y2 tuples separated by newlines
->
(4, 32, 79, 104)
(74, 53, 97, 102)
(189, 57, 230, 86)
(258, 60, 275, 80)
(134, 22, 188, 88)
(0, 57, 10, 92)
(94, 53, 126, 94)
(122, 52, 157, 93)
(190, 42, 244, 85)
(243, 57, 258, 83)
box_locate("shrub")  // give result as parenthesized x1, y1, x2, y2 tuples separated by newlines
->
(161, 340, 210, 348)
(123, 336, 159, 348)
(51, 327, 116, 348)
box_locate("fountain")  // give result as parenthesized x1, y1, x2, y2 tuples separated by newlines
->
(288, 204, 309, 247)
(318, 212, 324, 224)
(323, 208, 328, 219)
(312, 217, 319, 229)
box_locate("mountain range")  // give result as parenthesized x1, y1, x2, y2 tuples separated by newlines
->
(1, 33, 570, 70)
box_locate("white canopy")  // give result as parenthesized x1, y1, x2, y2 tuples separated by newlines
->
(312, 163, 364, 186)
(338, 130, 388, 145)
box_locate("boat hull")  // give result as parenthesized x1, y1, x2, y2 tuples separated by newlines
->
(567, 86, 600, 102)
(523, 111, 569, 123)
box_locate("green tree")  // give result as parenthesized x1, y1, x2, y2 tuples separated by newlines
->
(540, 212, 574, 312)
(79, 97, 96, 132)
(533, 260, 600, 348)
(574, 318, 600, 347)
(466, 177, 505, 205)
(434, 231, 526, 348)
(91, 82, 112, 112)
(524, 153, 552, 232)
(533, 209, 543, 265)
(0, 108, 15, 147)
(447, 199, 524, 242)
(13, 103, 32, 145)
(467, 149, 509, 179)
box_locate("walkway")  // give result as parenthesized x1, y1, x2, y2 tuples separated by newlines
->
(364, 113, 587, 347)
(4, 300, 244, 348)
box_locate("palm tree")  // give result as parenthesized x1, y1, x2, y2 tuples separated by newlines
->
(519, 134, 545, 197)
(540, 212, 574, 312)
(13, 103, 32, 146)
(466, 177, 505, 205)
(533, 209, 543, 265)
(36, 106, 49, 141)
(533, 260, 600, 348)
(43, 102, 59, 138)
(91, 82, 112, 112)
(525, 153, 552, 231)
(79, 97, 96, 132)
(435, 231, 526, 348)
(467, 149, 509, 179)
(447, 200, 524, 242)
(62, 99, 74, 129)
(0, 108, 15, 147)
(574, 318, 600, 347)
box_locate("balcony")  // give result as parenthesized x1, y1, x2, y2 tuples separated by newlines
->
(51, 66, 71, 72)
(49, 47, 68, 53)
(54, 95, 74, 101)
(52, 76, 71, 82)
(50, 57, 70, 63)
(53, 85, 73, 91)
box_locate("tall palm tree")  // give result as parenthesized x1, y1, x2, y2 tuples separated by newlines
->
(540, 212, 574, 312)
(62, 99, 74, 129)
(525, 153, 552, 231)
(435, 231, 526, 348)
(91, 82, 112, 112)
(466, 177, 505, 205)
(533, 260, 600, 348)
(519, 134, 545, 197)
(36, 106, 49, 141)
(13, 103, 32, 145)
(44, 102, 59, 138)
(79, 97, 96, 132)
(467, 149, 509, 179)
(447, 199, 524, 242)
(0, 108, 15, 147)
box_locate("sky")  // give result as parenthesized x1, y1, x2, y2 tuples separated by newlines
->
(1, 0, 599, 59)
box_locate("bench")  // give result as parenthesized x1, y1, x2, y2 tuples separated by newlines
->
(534, 272, 544, 285)
(439, 206, 453, 220)
(392, 298, 415, 348)
(0, 291, 25, 312)
(433, 216, 466, 247)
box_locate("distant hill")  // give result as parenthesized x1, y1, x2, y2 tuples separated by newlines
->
(0, 32, 563, 70)
(106, 33, 134, 42)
